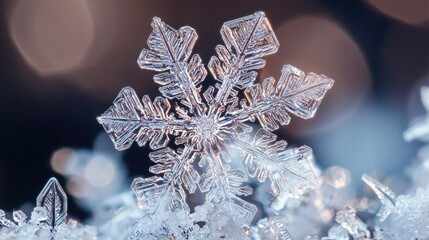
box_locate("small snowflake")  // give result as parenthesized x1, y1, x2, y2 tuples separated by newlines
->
(98, 11, 334, 226)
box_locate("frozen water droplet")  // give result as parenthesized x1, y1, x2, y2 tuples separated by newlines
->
(13, 210, 27, 226)
(30, 207, 48, 224)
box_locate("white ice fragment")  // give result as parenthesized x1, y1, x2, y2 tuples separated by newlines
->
(321, 225, 349, 240)
(30, 207, 48, 224)
(389, 187, 429, 239)
(0, 209, 13, 228)
(335, 206, 369, 239)
(12, 210, 27, 226)
(252, 217, 292, 240)
(373, 226, 396, 240)
(362, 174, 396, 221)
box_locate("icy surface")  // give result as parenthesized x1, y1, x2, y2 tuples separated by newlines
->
(98, 11, 333, 230)
(363, 175, 429, 239)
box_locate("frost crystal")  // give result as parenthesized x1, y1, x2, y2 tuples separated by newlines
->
(334, 206, 369, 239)
(0, 178, 97, 240)
(98, 11, 333, 229)
(361, 174, 396, 221)
(363, 175, 429, 239)
(36, 177, 67, 230)
(251, 217, 292, 240)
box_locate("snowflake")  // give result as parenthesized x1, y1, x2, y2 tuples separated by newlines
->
(98, 11, 334, 226)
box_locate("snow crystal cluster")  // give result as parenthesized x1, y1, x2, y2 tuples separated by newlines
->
(0, 178, 97, 239)
(1, 12, 429, 240)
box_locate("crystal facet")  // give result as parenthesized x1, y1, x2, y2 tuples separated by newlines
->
(36, 177, 67, 230)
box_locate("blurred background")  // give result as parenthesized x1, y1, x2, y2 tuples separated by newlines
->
(0, 0, 428, 221)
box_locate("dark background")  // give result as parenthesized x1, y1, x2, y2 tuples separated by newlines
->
(0, 0, 428, 220)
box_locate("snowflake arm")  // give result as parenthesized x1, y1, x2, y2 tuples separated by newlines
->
(97, 87, 194, 150)
(225, 64, 334, 131)
(235, 129, 319, 195)
(131, 144, 200, 214)
(199, 147, 257, 226)
(138, 17, 207, 115)
(335, 206, 370, 239)
(208, 11, 279, 108)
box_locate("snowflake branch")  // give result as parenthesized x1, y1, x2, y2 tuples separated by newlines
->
(132, 144, 200, 214)
(138, 17, 207, 115)
(233, 129, 319, 195)
(208, 11, 279, 110)
(97, 87, 195, 150)
(198, 145, 257, 226)
(36, 178, 67, 230)
(219, 65, 334, 131)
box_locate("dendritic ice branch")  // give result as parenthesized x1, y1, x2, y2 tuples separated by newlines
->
(98, 11, 334, 229)
(36, 177, 67, 230)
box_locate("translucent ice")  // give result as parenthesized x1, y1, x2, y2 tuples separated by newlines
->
(99, 11, 333, 228)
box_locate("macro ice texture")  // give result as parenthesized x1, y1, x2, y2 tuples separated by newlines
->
(98, 11, 333, 229)
(363, 174, 429, 239)
(0, 178, 97, 240)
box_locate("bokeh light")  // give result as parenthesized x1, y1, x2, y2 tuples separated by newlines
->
(8, 0, 94, 75)
(366, 0, 429, 26)
(83, 155, 116, 187)
(7, 0, 167, 100)
(262, 16, 371, 136)
(50, 134, 128, 211)
(67, 177, 91, 199)
(311, 101, 414, 183)
(50, 148, 74, 175)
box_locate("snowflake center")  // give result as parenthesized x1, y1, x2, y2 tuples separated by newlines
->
(195, 116, 219, 140)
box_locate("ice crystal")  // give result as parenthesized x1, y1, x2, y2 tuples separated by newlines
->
(98, 11, 333, 229)
(36, 177, 67, 230)
(363, 175, 429, 239)
(0, 178, 97, 240)
(251, 217, 292, 240)
(361, 174, 396, 221)
(334, 206, 369, 239)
